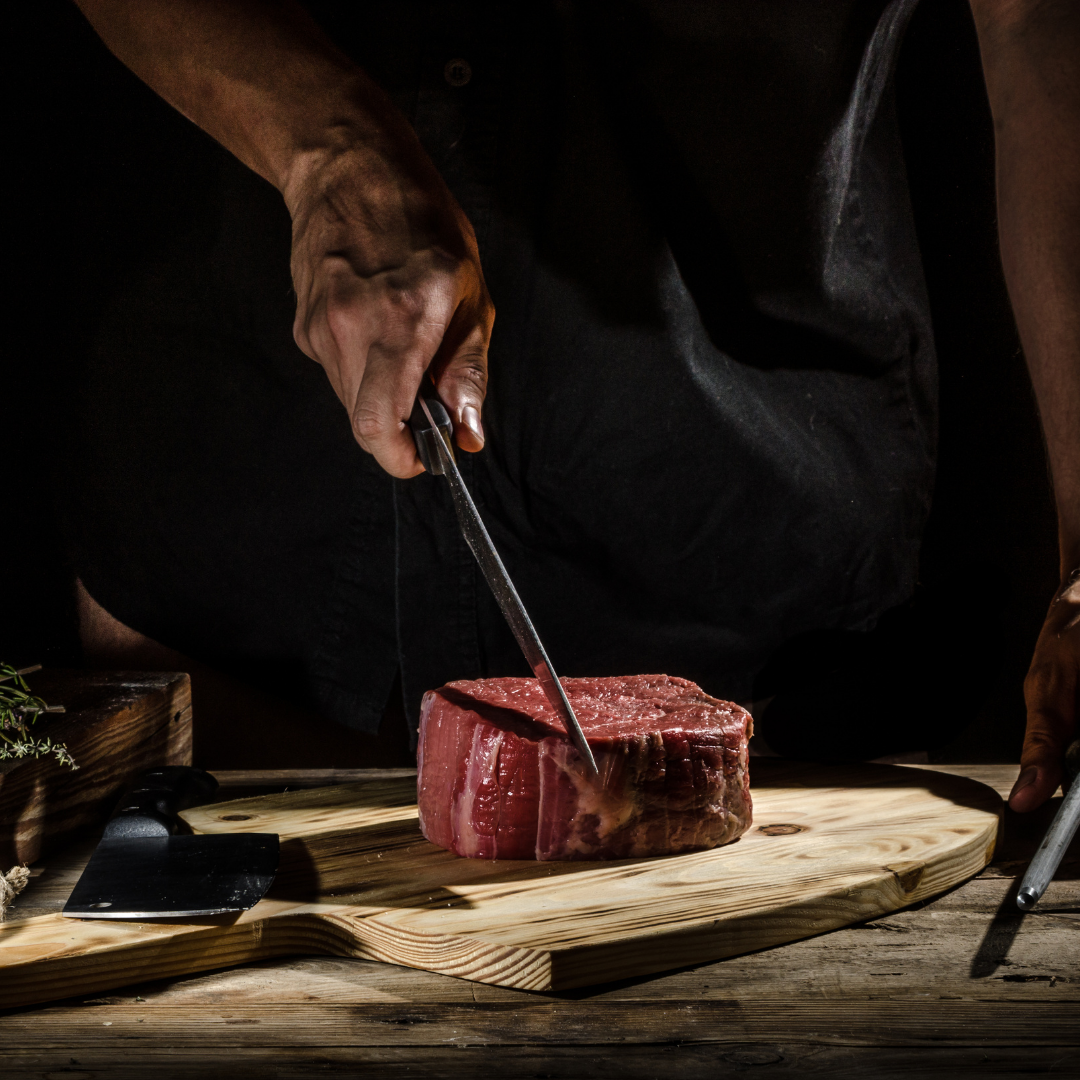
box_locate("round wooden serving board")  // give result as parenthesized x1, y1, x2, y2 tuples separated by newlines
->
(0, 761, 1001, 1004)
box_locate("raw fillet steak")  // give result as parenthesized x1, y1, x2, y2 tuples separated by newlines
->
(416, 675, 752, 861)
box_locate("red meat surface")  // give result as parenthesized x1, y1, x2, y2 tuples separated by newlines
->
(417, 675, 752, 861)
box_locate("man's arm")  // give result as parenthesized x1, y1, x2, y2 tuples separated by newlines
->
(971, 0, 1080, 810)
(74, 0, 493, 477)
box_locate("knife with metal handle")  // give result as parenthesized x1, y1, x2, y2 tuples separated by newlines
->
(1016, 739, 1080, 910)
(410, 394, 598, 775)
(63, 766, 279, 920)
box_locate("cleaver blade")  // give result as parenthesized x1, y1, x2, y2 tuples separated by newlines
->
(63, 767, 278, 920)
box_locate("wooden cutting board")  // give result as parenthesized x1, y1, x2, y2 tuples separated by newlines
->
(0, 671, 192, 866)
(0, 760, 1001, 1005)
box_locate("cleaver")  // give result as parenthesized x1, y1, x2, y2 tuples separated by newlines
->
(63, 766, 278, 920)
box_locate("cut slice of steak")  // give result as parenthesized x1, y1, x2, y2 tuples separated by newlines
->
(417, 675, 752, 861)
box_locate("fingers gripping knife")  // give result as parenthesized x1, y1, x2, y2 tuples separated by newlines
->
(409, 395, 598, 775)
(1016, 740, 1080, 910)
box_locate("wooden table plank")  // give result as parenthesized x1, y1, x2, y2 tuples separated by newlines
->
(4, 1044, 1070, 1080)
(2, 763, 1077, 1080)
(2, 1000, 1077, 1047)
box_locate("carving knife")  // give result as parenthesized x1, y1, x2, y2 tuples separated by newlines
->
(410, 394, 598, 774)
(1016, 739, 1080, 910)
(63, 767, 278, 920)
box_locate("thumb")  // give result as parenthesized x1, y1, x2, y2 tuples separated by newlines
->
(1011, 580, 1080, 813)
(1008, 761, 1060, 814)
(433, 311, 491, 454)
(1011, 676, 1071, 813)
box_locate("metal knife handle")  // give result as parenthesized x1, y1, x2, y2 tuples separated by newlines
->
(102, 766, 219, 840)
(1016, 739, 1080, 910)
(409, 396, 455, 476)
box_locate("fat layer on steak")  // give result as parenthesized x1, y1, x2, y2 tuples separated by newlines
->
(417, 675, 752, 861)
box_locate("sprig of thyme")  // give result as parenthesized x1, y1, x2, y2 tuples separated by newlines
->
(0, 664, 77, 770)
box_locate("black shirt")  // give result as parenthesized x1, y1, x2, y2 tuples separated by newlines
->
(67, 0, 934, 734)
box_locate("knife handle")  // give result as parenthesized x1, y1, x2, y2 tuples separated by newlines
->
(409, 395, 455, 476)
(102, 766, 219, 840)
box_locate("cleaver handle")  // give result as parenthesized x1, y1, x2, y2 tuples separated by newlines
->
(102, 766, 220, 840)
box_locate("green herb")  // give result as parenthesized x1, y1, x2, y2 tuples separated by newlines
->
(0, 664, 77, 770)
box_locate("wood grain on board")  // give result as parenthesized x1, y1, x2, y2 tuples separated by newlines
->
(0, 671, 192, 866)
(0, 760, 1001, 1005)
(3, 764, 1076, 1080)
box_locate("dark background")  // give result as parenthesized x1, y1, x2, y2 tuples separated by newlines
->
(2, 0, 1059, 762)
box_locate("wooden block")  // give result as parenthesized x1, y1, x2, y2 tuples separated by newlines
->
(0, 761, 1002, 1004)
(0, 671, 192, 866)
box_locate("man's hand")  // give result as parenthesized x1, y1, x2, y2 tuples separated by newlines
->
(1011, 572, 1080, 811)
(75, 0, 493, 478)
(286, 139, 493, 478)
(973, 0, 1080, 810)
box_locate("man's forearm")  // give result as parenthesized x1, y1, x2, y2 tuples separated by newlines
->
(972, 0, 1080, 577)
(75, 0, 493, 476)
(973, 0, 1080, 812)
(72, 1, 408, 202)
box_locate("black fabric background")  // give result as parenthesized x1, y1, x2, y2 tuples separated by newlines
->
(2, 0, 1059, 762)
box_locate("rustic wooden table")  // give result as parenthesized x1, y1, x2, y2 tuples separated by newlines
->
(2, 764, 1077, 1079)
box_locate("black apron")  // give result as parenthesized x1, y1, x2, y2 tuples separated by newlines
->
(66, 0, 935, 740)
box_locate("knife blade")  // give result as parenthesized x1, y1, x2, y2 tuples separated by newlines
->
(63, 766, 278, 920)
(410, 394, 598, 775)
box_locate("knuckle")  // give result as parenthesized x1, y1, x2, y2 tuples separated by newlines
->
(439, 366, 488, 406)
(450, 363, 488, 394)
(1023, 683, 1066, 720)
(1023, 666, 1044, 696)
(1031, 730, 1071, 758)
(351, 408, 388, 444)
(324, 299, 365, 345)
(291, 301, 316, 354)
(450, 346, 488, 373)
(1022, 701, 1071, 739)
(292, 321, 313, 358)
